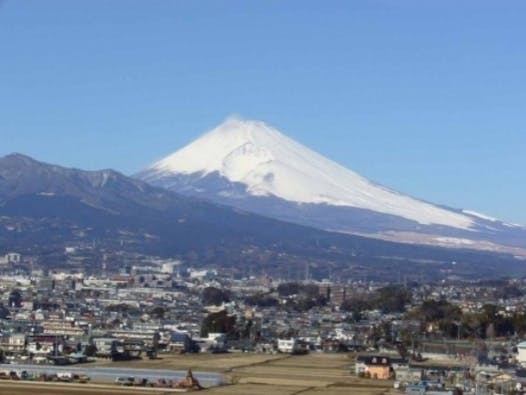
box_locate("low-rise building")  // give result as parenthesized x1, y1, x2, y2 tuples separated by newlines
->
(356, 355, 393, 379)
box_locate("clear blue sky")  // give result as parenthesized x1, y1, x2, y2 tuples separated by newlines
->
(1, 1, 525, 223)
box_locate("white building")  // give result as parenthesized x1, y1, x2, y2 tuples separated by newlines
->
(0, 253, 21, 265)
(278, 338, 299, 353)
(7, 334, 26, 351)
(517, 341, 526, 365)
(92, 337, 118, 357)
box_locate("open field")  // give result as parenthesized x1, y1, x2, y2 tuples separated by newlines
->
(198, 353, 397, 395)
(0, 381, 185, 394)
(92, 352, 286, 372)
(1, 353, 400, 395)
(99, 352, 397, 395)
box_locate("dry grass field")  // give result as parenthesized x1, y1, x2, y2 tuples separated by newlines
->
(0, 381, 184, 395)
(0, 353, 401, 395)
(97, 352, 399, 395)
(189, 352, 395, 395)
(205, 353, 398, 395)
(92, 352, 285, 372)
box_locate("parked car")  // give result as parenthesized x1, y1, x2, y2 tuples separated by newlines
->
(115, 376, 135, 386)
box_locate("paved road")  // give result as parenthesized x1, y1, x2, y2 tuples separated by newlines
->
(0, 363, 223, 386)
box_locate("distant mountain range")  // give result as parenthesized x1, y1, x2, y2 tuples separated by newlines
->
(0, 153, 337, 250)
(1, 153, 524, 280)
(137, 117, 526, 255)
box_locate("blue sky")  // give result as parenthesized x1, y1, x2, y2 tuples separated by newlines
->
(0, 1, 525, 223)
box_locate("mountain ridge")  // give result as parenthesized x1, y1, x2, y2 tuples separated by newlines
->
(140, 117, 476, 229)
(137, 118, 525, 251)
(0, 152, 524, 280)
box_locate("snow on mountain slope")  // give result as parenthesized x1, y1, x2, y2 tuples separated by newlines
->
(142, 117, 474, 230)
(462, 210, 498, 222)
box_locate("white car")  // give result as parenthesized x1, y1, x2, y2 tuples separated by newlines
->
(115, 376, 135, 386)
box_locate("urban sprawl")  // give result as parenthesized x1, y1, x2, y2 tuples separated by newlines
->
(0, 249, 526, 394)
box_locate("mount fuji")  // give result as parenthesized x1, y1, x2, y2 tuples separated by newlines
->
(137, 117, 526, 254)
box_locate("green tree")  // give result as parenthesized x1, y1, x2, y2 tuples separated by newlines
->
(341, 297, 370, 316)
(0, 303, 9, 319)
(245, 294, 279, 307)
(202, 287, 230, 306)
(200, 310, 236, 337)
(149, 306, 166, 319)
(8, 289, 22, 308)
(374, 286, 411, 313)
(277, 282, 301, 296)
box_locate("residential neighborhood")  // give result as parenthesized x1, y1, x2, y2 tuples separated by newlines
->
(0, 250, 526, 393)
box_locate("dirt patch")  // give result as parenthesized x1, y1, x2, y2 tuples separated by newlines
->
(203, 383, 300, 395)
(0, 381, 182, 395)
(202, 353, 394, 395)
(91, 353, 286, 373)
(34, 353, 395, 395)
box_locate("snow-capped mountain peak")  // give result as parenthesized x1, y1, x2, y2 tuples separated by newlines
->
(150, 117, 294, 180)
(142, 117, 475, 230)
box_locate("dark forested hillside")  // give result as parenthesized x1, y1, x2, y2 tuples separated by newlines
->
(0, 153, 524, 281)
